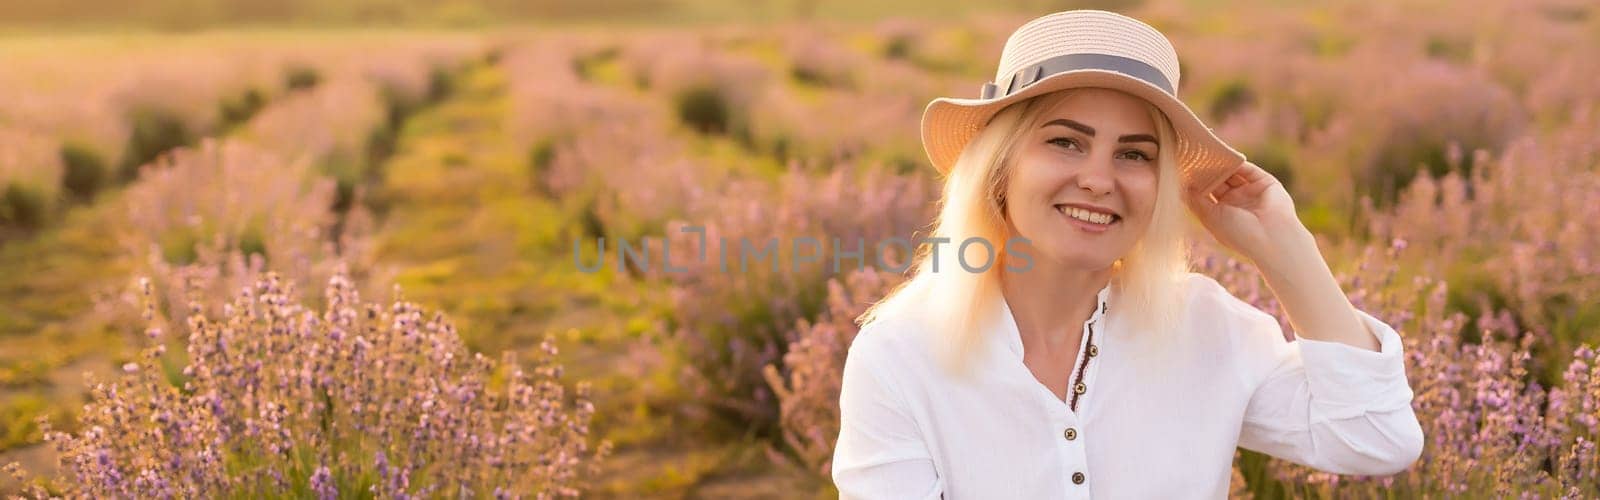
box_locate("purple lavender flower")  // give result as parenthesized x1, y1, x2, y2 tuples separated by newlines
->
(309, 465, 336, 499)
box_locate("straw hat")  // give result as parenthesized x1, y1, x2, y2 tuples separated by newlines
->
(920, 10, 1246, 193)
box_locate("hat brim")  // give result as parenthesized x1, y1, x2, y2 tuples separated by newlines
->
(921, 69, 1246, 195)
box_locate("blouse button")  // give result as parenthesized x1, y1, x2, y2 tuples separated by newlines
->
(1072, 472, 1086, 484)
(1073, 382, 1087, 395)
(1087, 344, 1099, 357)
(1063, 427, 1077, 440)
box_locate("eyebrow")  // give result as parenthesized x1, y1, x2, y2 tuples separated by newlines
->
(1041, 118, 1159, 145)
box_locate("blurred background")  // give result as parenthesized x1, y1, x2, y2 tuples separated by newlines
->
(1, 0, 1597, 497)
(0, 0, 1140, 29)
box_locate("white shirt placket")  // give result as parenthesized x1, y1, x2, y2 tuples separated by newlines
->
(1052, 298, 1106, 497)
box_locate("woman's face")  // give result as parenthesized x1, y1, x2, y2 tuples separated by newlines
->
(1003, 88, 1161, 270)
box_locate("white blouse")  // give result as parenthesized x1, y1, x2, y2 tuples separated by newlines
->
(832, 272, 1424, 499)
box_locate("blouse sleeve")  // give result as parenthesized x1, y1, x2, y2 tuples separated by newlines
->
(1235, 306, 1426, 476)
(832, 326, 944, 500)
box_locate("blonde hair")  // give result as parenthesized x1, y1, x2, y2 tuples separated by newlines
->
(859, 88, 1191, 377)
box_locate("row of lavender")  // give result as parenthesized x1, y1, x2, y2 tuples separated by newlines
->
(0, 36, 473, 238)
(0, 35, 614, 497)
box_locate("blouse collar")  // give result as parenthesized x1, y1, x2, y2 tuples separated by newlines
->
(994, 282, 1113, 359)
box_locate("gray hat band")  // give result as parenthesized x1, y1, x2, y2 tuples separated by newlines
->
(980, 52, 1176, 100)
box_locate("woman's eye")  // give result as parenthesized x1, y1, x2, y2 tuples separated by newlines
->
(1047, 137, 1080, 150)
(1120, 150, 1154, 162)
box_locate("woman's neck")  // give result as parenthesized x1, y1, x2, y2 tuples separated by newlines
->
(999, 256, 1112, 352)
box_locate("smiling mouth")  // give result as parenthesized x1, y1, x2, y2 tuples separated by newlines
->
(1055, 205, 1121, 226)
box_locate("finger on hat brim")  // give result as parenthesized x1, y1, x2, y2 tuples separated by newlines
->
(920, 69, 1246, 192)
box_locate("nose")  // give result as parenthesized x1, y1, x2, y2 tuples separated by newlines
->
(1077, 155, 1114, 196)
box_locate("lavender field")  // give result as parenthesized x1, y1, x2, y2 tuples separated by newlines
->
(2, 0, 1598, 497)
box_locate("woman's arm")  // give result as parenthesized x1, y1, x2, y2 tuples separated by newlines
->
(1233, 301, 1425, 476)
(1186, 161, 1424, 474)
(1183, 160, 1376, 351)
(1243, 208, 1424, 474)
(833, 327, 943, 500)
(1252, 219, 1379, 352)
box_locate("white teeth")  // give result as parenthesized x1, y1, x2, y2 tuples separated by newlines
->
(1058, 206, 1116, 225)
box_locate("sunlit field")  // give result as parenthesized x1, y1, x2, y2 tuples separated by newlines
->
(2, 0, 1598, 497)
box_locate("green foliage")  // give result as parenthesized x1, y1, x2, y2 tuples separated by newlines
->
(150, 215, 270, 267)
(572, 46, 622, 83)
(1441, 250, 1513, 344)
(325, 160, 364, 214)
(1424, 35, 1472, 63)
(237, 219, 269, 261)
(674, 85, 733, 135)
(1, 393, 55, 450)
(1368, 140, 1467, 207)
(218, 87, 268, 130)
(283, 64, 322, 92)
(1207, 78, 1256, 123)
(1243, 139, 1295, 193)
(1234, 448, 1294, 499)
(790, 63, 842, 89)
(427, 65, 456, 103)
(0, 182, 53, 230)
(526, 136, 558, 196)
(118, 106, 193, 182)
(364, 121, 399, 182)
(881, 35, 912, 60)
(0, 357, 50, 388)
(58, 141, 106, 201)
(156, 223, 202, 266)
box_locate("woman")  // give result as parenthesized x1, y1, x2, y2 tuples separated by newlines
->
(831, 10, 1425, 499)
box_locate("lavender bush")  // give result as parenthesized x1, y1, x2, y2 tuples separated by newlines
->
(502, 41, 702, 247)
(115, 137, 386, 342)
(663, 163, 932, 430)
(762, 268, 902, 480)
(5, 268, 611, 497)
(1363, 105, 1600, 385)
